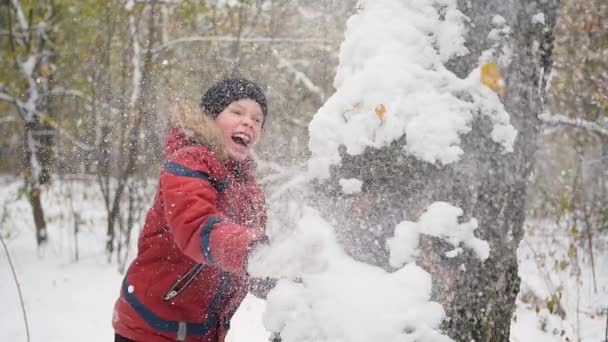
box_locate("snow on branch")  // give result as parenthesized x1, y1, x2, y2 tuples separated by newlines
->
(540, 112, 608, 138)
(134, 0, 181, 4)
(48, 87, 120, 115)
(9, 0, 29, 40)
(0, 117, 17, 125)
(272, 49, 326, 103)
(0, 87, 29, 120)
(1, 87, 97, 151)
(128, 14, 141, 108)
(151, 36, 336, 56)
(0, 90, 18, 105)
(47, 122, 95, 152)
(48, 87, 89, 99)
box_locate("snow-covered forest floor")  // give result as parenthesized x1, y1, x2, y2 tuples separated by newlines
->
(0, 176, 606, 342)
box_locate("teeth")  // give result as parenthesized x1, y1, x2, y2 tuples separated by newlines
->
(233, 133, 250, 143)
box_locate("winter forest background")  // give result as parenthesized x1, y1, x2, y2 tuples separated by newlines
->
(0, 0, 607, 341)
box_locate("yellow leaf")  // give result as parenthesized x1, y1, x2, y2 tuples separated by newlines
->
(375, 104, 386, 119)
(567, 244, 576, 258)
(480, 62, 505, 96)
(39, 114, 56, 126)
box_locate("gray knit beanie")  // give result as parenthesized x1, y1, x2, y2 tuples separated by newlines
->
(200, 78, 268, 123)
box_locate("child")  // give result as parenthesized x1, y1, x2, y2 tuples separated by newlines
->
(113, 78, 271, 342)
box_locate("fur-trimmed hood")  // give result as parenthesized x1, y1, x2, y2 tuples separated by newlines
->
(166, 99, 256, 177)
(167, 99, 227, 160)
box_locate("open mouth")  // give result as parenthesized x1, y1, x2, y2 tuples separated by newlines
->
(232, 133, 251, 147)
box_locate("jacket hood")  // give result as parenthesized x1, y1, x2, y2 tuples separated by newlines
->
(166, 99, 255, 178)
(167, 100, 227, 160)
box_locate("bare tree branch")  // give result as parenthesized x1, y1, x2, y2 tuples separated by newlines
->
(0, 230, 30, 342)
(0, 91, 18, 105)
(272, 49, 326, 103)
(44, 120, 95, 152)
(0, 117, 17, 125)
(2, 87, 93, 150)
(47, 87, 120, 115)
(540, 113, 608, 138)
(151, 35, 337, 56)
(9, 0, 29, 41)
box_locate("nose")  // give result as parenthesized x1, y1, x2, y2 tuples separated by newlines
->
(242, 115, 255, 128)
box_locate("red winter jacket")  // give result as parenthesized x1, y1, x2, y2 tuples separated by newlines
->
(113, 127, 267, 342)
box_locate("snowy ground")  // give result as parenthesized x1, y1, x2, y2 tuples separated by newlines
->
(0, 176, 606, 341)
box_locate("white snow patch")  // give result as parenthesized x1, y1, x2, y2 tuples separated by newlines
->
(124, 0, 134, 11)
(532, 13, 546, 25)
(492, 14, 506, 26)
(339, 178, 363, 194)
(387, 201, 489, 268)
(21, 56, 37, 76)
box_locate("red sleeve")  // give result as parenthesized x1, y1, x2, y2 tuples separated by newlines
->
(160, 153, 260, 275)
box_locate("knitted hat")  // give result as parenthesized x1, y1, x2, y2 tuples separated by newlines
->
(200, 78, 268, 122)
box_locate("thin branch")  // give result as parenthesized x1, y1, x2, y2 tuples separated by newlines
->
(0, 91, 18, 104)
(9, 0, 29, 41)
(272, 49, 326, 103)
(46, 87, 120, 115)
(45, 120, 95, 152)
(0, 232, 30, 342)
(134, 0, 181, 4)
(1, 87, 93, 150)
(0, 88, 28, 121)
(47, 87, 89, 99)
(151, 35, 337, 56)
(540, 113, 608, 138)
(128, 13, 141, 108)
(0, 117, 17, 125)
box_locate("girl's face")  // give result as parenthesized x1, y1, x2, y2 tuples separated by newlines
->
(215, 99, 264, 161)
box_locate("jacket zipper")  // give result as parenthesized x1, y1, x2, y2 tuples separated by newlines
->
(163, 264, 205, 301)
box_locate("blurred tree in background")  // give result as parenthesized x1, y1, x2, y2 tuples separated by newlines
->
(1, 0, 355, 255)
(528, 0, 607, 300)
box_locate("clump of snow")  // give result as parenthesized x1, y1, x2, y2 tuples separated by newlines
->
(249, 207, 453, 342)
(20, 56, 37, 76)
(483, 13, 514, 68)
(532, 13, 546, 25)
(387, 202, 489, 268)
(339, 178, 363, 194)
(308, 0, 517, 179)
(124, 0, 134, 11)
(491, 14, 506, 26)
(248, 211, 330, 280)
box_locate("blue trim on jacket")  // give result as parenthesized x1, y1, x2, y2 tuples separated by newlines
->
(164, 161, 228, 192)
(121, 272, 232, 336)
(200, 217, 223, 265)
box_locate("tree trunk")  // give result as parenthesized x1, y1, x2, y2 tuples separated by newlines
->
(312, 1, 560, 340)
(105, 2, 158, 257)
(23, 120, 51, 246)
(9, 0, 58, 247)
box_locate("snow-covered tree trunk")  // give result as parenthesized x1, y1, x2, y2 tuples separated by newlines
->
(439, 1, 560, 340)
(2, 0, 57, 246)
(304, 1, 560, 341)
